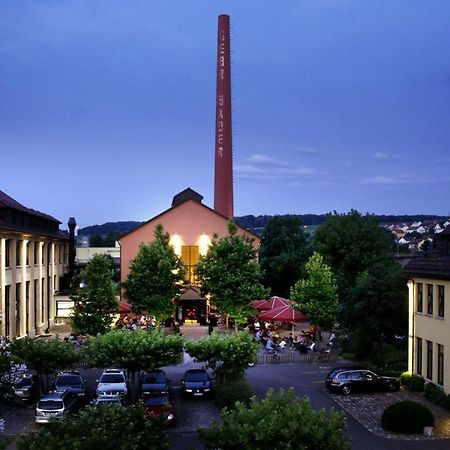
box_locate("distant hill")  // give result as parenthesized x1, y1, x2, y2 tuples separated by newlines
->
(78, 214, 449, 238)
(79, 221, 143, 236)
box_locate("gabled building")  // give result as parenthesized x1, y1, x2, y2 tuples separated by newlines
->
(118, 188, 260, 324)
(404, 229, 450, 394)
(0, 190, 74, 339)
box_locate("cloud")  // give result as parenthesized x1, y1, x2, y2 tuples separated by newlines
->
(361, 176, 409, 185)
(296, 146, 322, 155)
(246, 154, 289, 166)
(373, 152, 398, 160)
(235, 154, 316, 180)
(235, 164, 316, 177)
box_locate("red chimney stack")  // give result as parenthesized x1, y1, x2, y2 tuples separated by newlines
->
(214, 15, 234, 220)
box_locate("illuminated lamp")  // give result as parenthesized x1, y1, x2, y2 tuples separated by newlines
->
(198, 233, 211, 256)
(170, 234, 183, 256)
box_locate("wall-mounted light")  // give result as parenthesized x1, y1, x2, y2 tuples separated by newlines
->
(170, 234, 183, 256)
(198, 233, 211, 256)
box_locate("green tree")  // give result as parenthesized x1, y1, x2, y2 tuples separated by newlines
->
(103, 230, 121, 247)
(345, 260, 407, 357)
(313, 210, 407, 358)
(290, 252, 339, 330)
(259, 215, 311, 298)
(196, 222, 269, 326)
(84, 329, 184, 399)
(314, 210, 393, 298)
(17, 404, 170, 450)
(122, 224, 186, 321)
(10, 338, 78, 397)
(199, 388, 350, 450)
(89, 235, 104, 247)
(71, 254, 118, 336)
(185, 331, 258, 382)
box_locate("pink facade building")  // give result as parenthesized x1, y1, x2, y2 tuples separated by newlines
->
(119, 189, 260, 323)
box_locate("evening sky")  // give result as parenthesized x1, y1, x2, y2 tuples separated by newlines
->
(1, 1, 450, 227)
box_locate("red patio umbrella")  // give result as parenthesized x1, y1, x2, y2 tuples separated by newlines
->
(253, 296, 291, 311)
(250, 299, 268, 309)
(118, 300, 132, 314)
(258, 304, 308, 331)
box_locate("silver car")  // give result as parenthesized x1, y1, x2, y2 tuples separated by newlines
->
(96, 369, 128, 399)
(35, 391, 78, 424)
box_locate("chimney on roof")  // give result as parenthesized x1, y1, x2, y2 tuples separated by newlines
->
(68, 217, 76, 278)
(214, 14, 234, 220)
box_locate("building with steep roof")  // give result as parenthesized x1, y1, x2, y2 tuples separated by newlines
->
(0, 190, 73, 338)
(404, 229, 450, 394)
(118, 188, 260, 324)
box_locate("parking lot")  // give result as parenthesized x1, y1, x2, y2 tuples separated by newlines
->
(2, 354, 450, 450)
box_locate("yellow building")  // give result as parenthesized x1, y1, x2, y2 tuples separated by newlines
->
(0, 190, 71, 339)
(404, 229, 450, 394)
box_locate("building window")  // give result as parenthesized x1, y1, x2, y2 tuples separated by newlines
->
(417, 283, 423, 313)
(26, 242, 30, 266)
(416, 337, 422, 376)
(181, 246, 199, 284)
(41, 278, 45, 323)
(5, 239, 10, 267)
(34, 242, 38, 265)
(16, 240, 21, 266)
(438, 285, 445, 318)
(16, 283, 21, 337)
(427, 284, 433, 315)
(26, 281, 30, 334)
(5, 285, 10, 336)
(426, 340, 433, 380)
(437, 344, 444, 386)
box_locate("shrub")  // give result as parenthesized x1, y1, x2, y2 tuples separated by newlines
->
(409, 375, 425, 392)
(400, 371, 411, 387)
(382, 401, 434, 434)
(214, 375, 253, 410)
(424, 382, 448, 407)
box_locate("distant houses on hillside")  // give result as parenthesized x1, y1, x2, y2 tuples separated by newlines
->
(384, 219, 450, 254)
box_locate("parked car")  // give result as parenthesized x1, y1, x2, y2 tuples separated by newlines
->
(13, 374, 38, 402)
(325, 367, 400, 395)
(141, 369, 170, 397)
(143, 395, 176, 426)
(35, 391, 79, 424)
(181, 369, 212, 397)
(96, 369, 128, 399)
(55, 371, 86, 397)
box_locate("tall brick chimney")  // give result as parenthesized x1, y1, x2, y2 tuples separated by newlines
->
(67, 217, 76, 279)
(214, 15, 234, 220)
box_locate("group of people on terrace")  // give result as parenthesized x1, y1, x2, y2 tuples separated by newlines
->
(115, 314, 157, 331)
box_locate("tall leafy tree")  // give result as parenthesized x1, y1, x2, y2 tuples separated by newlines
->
(314, 210, 393, 298)
(345, 260, 407, 357)
(185, 331, 258, 381)
(290, 252, 339, 330)
(84, 329, 184, 399)
(313, 210, 407, 357)
(199, 388, 350, 450)
(10, 338, 78, 397)
(195, 222, 269, 326)
(122, 224, 186, 321)
(259, 215, 311, 298)
(71, 254, 117, 336)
